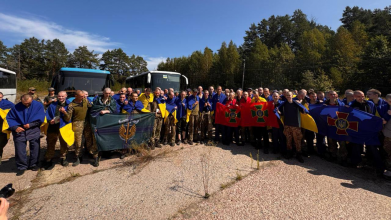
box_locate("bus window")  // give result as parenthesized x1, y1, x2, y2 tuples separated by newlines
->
(151, 74, 180, 91)
(0, 71, 16, 88)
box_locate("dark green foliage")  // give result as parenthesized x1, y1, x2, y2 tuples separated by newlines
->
(158, 5, 391, 94)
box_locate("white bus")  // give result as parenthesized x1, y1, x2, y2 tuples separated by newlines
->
(0, 67, 17, 102)
(126, 71, 188, 92)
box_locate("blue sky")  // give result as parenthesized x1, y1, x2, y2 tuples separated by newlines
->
(0, 0, 389, 70)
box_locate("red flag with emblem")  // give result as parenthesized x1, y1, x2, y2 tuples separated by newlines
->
(215, 103, 241, 127)
(240, 102, 279, 128)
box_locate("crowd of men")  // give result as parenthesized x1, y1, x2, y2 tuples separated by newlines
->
(1, 85, 391, 179)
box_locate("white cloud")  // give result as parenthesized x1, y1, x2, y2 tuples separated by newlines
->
(144, 56, 167, 71)
(0, 13, 117, 53)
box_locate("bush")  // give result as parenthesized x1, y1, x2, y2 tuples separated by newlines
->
(111, 82, 126, 92)
(17, 79, 51, 93)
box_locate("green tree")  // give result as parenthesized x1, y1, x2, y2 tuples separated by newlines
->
(0, 41, 8, 68)
(100, 48, 130, 79)
(45, 39, 69, 79)
(19, 37, 46, 79)
(67, 46, 99, 69)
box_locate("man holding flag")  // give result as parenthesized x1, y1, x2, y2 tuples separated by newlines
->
(175, 91, 188, 145)
(5, 94, 45, 176)
(251, 91, 269, 153)
(0, 92, 14, 165)
(42, 91, 72, 169)
(212, 86, 226, 143)
(163, 91, 177, 146)
(187, 89, 200, 145)
(277, 91, 307, 163)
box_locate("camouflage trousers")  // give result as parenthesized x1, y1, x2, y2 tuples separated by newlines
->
(327, 138, 348, 159)
(383, 137, 391, 169)
(188, 115, 200, 142)
(283, 126, 303, 152)
(200, 112, 212, 140)
(84, 120, 98, 158)
(151, 116, 163, 145)
(164, 114, 176, 144)
(0, 131, 8, 157)
(45, 124, 68, 161)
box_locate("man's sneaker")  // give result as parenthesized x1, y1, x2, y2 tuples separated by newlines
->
(163, 141, 168, 145)
(61, 158, 69, 167)
(188, 141, 193, 145)
(16, 170, 25, 176)
(183, 140, 188, 145)
(176, 140, 180, 145)
(92, 157, 99, 167)
(156, 141, 162, 148)
(384, 170, 391, 178)
(73, 157, 81, 167)
(296, 153, 304, 163)
(199, 140, 204, 145)
(170, 142, 175, 147)
(42, 160, 54, 170)
(29, 166, 39, 171)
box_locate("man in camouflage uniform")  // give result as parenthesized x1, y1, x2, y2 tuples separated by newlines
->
(187, 89, 200, 145)
(28, 87, 41, 102)
(43, 87, 57, 110)
(163, 91, 176, 146)
(150, 87, 163, 149)
(42, 91, 69, 169)
(81, 90, 95, 158)
(62, 90, 93, 167)
(200, 90, 213, 145)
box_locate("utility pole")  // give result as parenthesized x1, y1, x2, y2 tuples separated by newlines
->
(241, 59, 245, 89)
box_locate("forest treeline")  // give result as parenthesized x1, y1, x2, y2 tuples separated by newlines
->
(157, 6, 391, 93)
(0, 39, 148, 83)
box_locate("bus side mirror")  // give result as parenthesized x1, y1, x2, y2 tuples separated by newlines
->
(147, 73, 151, 84)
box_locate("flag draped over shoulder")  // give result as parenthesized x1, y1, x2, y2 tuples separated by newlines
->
(92, 113, 155, 151)
(241, 102, 279, 128)
(0, 99, 15, 139)
(45, 100, 74, 146)
(310, 106, 383, 145)
(3, 100, 45, 132)
(215, 103, 241, 127)
(275, 101, 318, 133)
(163, 97, 178, 124)
(138, 93, 154, 111)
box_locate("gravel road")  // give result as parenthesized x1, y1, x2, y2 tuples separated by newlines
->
(2, 138, 391, 219)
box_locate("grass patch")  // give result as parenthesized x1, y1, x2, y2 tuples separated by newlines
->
(58, 172, 81, 184)
(17, 79, 51, 93)
(235, 171, 243, 181)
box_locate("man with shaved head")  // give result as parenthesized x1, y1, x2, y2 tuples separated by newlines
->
(6, 94, 45, 175)
(112, 87, 127, 101)
(63, 90, 93, 167)
(42, 91, 70, 169)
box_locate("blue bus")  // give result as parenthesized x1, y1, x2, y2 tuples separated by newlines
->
(51, 67, 114, 101)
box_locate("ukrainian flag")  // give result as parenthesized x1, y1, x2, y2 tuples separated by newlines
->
(45, 101, 74, 146)
(0, 99, 15, 139)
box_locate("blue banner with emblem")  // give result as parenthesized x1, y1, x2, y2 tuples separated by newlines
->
(309, 106, 383, 145)
(91, 113, 155, 151)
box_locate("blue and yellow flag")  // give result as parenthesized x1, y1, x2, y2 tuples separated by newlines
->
(164, 97, 178, 124)
(0, 99, 15, 139)
(138, 93, 154, 111)
(310, 106, 383, 145)
(45, 100, 74, 146)
(3, 100, 45, 136)
(275, 101, 318, 133)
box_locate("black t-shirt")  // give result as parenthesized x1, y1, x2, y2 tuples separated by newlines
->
(284, 102, 300, 127)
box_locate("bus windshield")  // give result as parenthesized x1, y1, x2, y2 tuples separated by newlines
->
(151, 73, 180, 91)
(58, 71, 107, 95)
